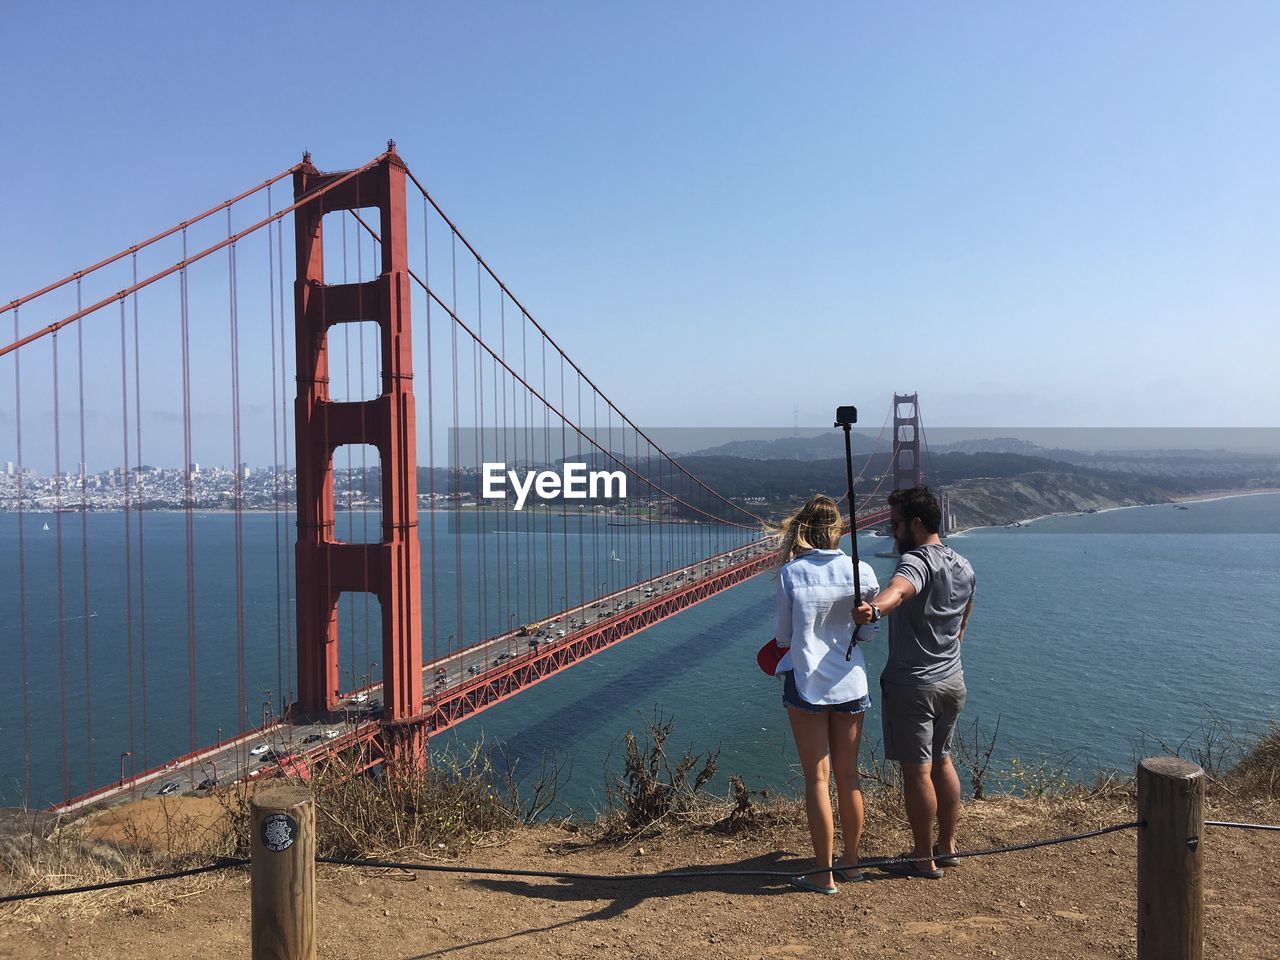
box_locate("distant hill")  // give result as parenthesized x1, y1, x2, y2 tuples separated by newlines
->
(945, 472, 1173, 531)
(686, 432, 880, 460)
(668, 451, 1104, 509)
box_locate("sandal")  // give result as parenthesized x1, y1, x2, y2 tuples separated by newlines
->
(833, 861, 865, 883)
(788, 874, 838, 895)
(879, 852, 944, 880)
(933, 844, 960, 868)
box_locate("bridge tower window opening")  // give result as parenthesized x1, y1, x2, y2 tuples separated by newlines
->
(322, 208, 383, 285)
(323, 320, 383, 404)
(333, 590, 383, 700)
(330, 443, 382, 544)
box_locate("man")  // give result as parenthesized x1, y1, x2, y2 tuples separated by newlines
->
(854, 486, 974, 879)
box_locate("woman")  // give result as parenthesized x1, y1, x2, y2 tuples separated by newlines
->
(773, 494, 879, 894)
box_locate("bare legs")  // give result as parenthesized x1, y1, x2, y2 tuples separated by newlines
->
(900, 755, 962, 870)
(932, 755, 962, 856)
(787, 707, 865, 887)
(829, 711, 865, 874)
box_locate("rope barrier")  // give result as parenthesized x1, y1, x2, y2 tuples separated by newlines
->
(0, 857, 248, 905)
(1205, 820, 1280, 832)
(9, 816, 1280, 905)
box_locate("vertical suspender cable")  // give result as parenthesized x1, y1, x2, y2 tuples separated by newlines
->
(521, 314, 531, 625)
(179, 227, 198, 756)
(423, 197, 438, 668)
(490, 282, 503, 646)
(542, 336, 551, 616)
(13, 310, 31, 806)
(75, 280, 93, 789)
(228, 209, 247, 740)
(560, 354, 568, 613)
(268, 189, 284, 707)
(276, 213, 294, 705)
(52, 331, 69, 799)
(490, 283, 503, 640)
(344, 214, 355, 689)
(132, 253, 149, 768)
(475, 263, 486, 646)
(451, 234, 462, 654)
(592, 388, 599, 603)
(576, 371, 584, 618)
(500, 296, 511, 638)
(118, 300, 136, 788)
(647, 441, 653, 583)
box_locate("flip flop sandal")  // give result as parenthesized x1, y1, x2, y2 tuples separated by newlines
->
(833, 864, 865, 882)
(788, 875, 838, 895)
(880, 853, 944, 880)
(933, 844, 960, 868)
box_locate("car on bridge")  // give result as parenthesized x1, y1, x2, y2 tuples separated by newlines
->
(158, 781, 181, 796)
(249, 743, 270, 756)
(196, 778, 218, 791)
(302, 734, 322, 744)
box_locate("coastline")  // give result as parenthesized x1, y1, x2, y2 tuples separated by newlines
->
(947, 487, 1280, 536)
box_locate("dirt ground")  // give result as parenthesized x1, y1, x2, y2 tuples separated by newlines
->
(2, 794, 1277, 960)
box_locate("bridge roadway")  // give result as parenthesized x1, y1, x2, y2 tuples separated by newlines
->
(57, 509, 889, 812)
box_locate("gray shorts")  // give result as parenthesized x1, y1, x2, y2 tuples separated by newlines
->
(880, 672, 967, 765)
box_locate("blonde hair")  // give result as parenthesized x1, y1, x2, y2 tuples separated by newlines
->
(772, 494, 844, 566)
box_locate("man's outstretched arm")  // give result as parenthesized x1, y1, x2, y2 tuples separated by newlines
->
(853, 575, 917, 625)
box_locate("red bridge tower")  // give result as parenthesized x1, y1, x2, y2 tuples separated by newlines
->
(292, 146, 425, 769)
(892, 392, 923, 492)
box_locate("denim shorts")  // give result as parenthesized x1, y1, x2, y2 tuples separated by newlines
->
(781, 670, 871, 715)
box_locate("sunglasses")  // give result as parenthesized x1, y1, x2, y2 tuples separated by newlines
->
(889, 517, 909, 529)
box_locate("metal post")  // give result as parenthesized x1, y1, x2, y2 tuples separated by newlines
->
(1137, 756, 1203, 960)
(251, 785, 315, 960)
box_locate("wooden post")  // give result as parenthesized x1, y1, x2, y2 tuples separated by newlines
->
(251, 785, 316, 960)
(1137, 756, 1203, 960)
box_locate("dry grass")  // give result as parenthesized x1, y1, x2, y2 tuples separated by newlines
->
(1224, 723, 1280, 801)
(211, 739, 551, 861)
(0, 804, 231, 923)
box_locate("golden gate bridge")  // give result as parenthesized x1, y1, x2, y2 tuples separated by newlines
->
(0, 145, 933, 810)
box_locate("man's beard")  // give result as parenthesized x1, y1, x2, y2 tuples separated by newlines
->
(894, 527, 917, 554)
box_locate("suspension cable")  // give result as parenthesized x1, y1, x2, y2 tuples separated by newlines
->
(1, 166, 301, 319)
(349, 200, 764, 528)
(0, 154, 388, 360)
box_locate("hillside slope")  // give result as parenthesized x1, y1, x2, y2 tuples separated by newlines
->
(946, 471, 1172, 531)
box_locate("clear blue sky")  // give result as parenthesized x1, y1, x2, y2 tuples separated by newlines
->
(2, 0, 1277, 469)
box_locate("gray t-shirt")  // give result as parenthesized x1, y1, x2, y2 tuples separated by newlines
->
(882, 542, 975, 686)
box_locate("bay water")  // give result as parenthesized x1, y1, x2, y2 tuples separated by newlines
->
(2, 493, 1278, 812)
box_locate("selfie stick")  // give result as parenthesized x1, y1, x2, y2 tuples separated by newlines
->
(835, 406, 863, 661)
